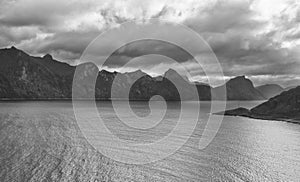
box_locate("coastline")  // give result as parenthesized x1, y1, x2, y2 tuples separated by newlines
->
(215, 108, 300, 125)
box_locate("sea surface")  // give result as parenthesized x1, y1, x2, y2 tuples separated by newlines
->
(0, 101, 300, 181)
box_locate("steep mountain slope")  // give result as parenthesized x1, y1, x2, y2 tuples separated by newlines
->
(217, 86, 300, 123)
(213, 76, 265, 100)
(0, 47, 73, 98)
(251, 86, 300, 119)
(256, 84, 284, 99)
(0, 73, 16, 98)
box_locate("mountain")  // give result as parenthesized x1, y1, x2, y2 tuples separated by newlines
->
(128, 69, 211, 100)
(256, 84, 284, 99)
(251, 86, 300, 119)
(0, 47, 211, 100)
(195, 83, 211, 101)
(213, 76, 265, 100)
(0, 47, 73, 99)
(217, 86, 300, 123)
(1, 47, 288, 101)
(0, 73, 16, 98)
(284, 85, 297, 91)
(163, 69, 199, 100)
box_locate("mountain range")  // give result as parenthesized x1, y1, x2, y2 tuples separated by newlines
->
(0, 47, 291, 101)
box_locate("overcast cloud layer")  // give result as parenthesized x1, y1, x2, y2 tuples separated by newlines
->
(0, 0, 299, 87)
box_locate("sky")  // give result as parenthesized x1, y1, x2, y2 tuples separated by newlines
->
(0, 0, 299, 87)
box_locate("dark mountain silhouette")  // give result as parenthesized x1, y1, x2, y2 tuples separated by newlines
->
(216, 86, 300, 123)
(0, 47, 288, 101)
(256, 84, 284, 99)
(127, 69, 212, 100)
(0, 47, 73, 98)
(0, 47, 211, 100)
(213, 76, 265, 100)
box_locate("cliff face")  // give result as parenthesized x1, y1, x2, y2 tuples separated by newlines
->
(213, 76, 265, 100)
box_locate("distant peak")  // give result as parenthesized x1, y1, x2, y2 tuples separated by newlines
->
(234, 75, 246, 79)
(43, 54, 53, 60)
(134, 69, 143, 73)
(165, 68, 177, 73)
(4, 46, 27, 56)
(99, 69, 113, 74)
(164, 68, 190, 82)
(123, 69, 147, 78)
(227, 75, 253, 85)
(257, 83, 283, 88)
(7, 46, 20, 52)
(164, 68, 179, 77)
(129, 69, 146, 75)
(10, 46, 17, 50)
(228, 75, 248, 82)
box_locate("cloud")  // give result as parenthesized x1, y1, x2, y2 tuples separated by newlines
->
(249, 74, 300, 87)
(185, 0, 262, 33)
(0, 0, 299, 87)
(105, 39, 194, 65)
(0, 25, 38, 44)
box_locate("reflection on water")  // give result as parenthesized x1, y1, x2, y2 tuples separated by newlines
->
(0, 101, 300, 181)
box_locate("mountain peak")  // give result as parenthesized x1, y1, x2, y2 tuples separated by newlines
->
(43, 54, 53, 60)
(164, 68, 181, 78)
(256, 83, 284, 99)
(231, 75, 246, 80)
(127, 69, 145, 75)
(124, 69, 147, 80)
(10, 46, 17, 50)
(2, 46, 28, 57)
(256, 83, 283, 90)
(165, 68, 177, 74)
(133, 69, 144, 74)
(164, 69, 191, 84)
(6, 46, 20, 52)
(227, 75, 251, 85)
(214, 75, 265, 100)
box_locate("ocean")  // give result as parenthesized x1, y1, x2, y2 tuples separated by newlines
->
(0, 101, 299, 181)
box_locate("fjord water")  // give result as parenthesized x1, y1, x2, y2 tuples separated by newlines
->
(0, 101, 300, 181)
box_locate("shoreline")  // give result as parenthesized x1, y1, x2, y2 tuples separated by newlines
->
(215, 108, 300, 125)
(235, 114, 300, 125)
